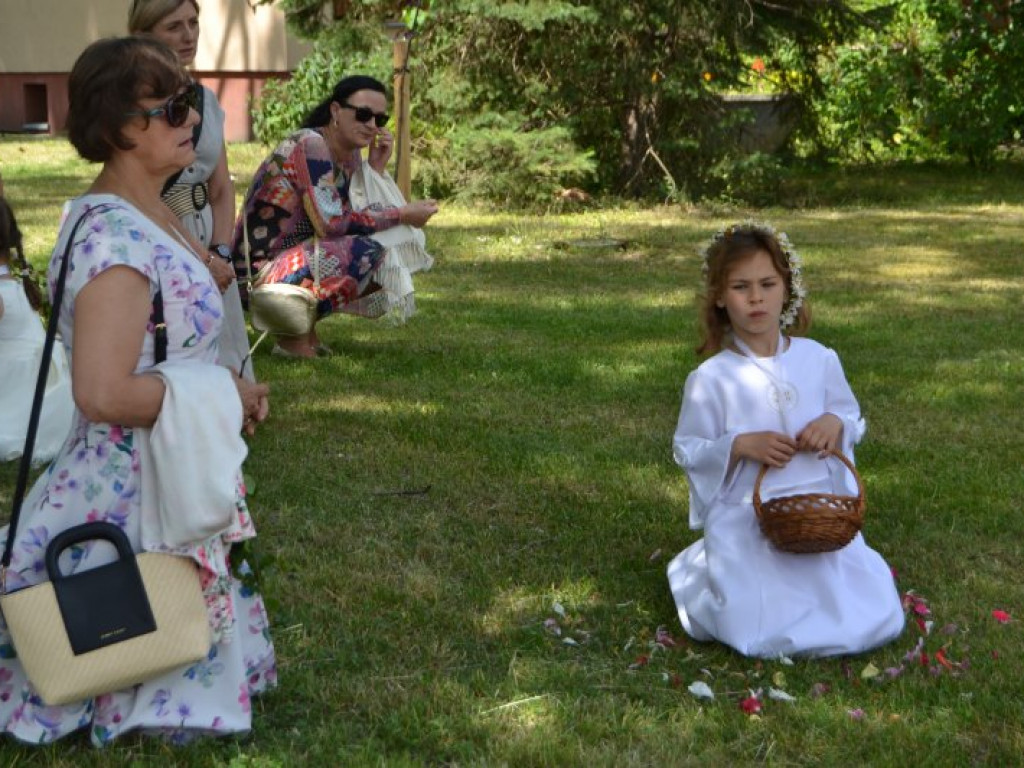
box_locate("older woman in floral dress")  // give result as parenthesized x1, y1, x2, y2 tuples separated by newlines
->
(0, 37, 274, 746)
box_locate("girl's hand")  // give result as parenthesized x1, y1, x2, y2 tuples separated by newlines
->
(796, 413, 843, 456)
(733, 431, 798, 468)
(399, 200, 439, 228)
(368, 128, 394, 173)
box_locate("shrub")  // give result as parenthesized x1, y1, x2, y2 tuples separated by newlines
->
(414, 113, 595, 208)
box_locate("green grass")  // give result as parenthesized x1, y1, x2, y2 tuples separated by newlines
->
(1, 139, 1023, 766)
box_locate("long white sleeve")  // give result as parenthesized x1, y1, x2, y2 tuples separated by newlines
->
(673, 369, 737, 529)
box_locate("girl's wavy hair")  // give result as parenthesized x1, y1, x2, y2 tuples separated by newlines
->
(0, 197, 42, 311)
(696, 222, 810, 356)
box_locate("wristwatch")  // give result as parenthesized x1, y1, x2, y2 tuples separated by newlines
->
(209, 243, 233, 262)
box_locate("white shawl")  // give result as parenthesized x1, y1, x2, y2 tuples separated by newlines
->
(137, 361, 247, 550)
(349, 160, 434, 321)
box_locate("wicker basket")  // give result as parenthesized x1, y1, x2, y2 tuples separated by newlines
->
(753, 449, 865, 554)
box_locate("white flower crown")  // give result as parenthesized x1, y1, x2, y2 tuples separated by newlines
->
(699, 221, 806, 329)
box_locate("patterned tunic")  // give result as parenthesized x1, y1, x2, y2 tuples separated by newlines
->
(0, 196, 276, 746)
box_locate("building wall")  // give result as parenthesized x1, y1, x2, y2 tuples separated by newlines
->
(0, 0, 308, 140)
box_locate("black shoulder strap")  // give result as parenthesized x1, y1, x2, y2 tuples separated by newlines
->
(160, 82, 205, 198)
(1, 203, 166, 576)
(3, 204, 112, 572)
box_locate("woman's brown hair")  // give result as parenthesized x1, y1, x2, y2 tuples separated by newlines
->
(66, 37, 189, 163)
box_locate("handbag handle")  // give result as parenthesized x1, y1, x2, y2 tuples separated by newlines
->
(753, 448, 865, 514)
(44, 521, 134, 582)
(2, 203, 164, 586)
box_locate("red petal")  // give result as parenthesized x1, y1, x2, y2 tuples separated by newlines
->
(740, 696, 762, 714)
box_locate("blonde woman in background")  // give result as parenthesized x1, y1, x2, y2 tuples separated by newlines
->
(129, 0, 254, 379)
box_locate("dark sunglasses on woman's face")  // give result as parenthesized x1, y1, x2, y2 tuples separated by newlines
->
(340, 103, 390, 128)
(124, 88, 197, 128)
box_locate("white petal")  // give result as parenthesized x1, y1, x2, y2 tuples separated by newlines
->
(768, 687, 797, 702)
(688, 681, 715, 700)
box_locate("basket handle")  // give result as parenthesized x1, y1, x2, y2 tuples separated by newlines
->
(752, 448, 864, 520)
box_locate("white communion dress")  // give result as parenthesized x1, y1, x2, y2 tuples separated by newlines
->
(666, 336, 905, 658)
(0, 274, 73, 463)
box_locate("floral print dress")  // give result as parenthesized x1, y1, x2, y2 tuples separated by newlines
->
(231, 128, 400, 316)
(0, 197, 276, 746)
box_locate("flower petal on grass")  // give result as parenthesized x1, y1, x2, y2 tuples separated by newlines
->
(687, 681, 715, 700)
(809, 682, 830, 698)
(562, 637, 579, 647)
(860, 663, 880, 680)
(552, 601, 567, 618)
(992, 609, 1011, 624)
(543, 618, 561, 636)
(776, 654, 794, 666)
(768, 687, 796, 702)
(935, 648, 955, 671)
(740, 695, 762, 714)
(847, 708, 865, 720)
(903, 637, 925, 664)
(655, 625, 680, 647)
(628, 655, 650, 670)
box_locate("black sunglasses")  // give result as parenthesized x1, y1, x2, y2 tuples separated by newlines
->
(125, 89, 197, 128)
(339, 103, 389, 128)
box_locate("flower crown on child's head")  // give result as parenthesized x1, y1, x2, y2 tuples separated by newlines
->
(700, 221, 807, 329)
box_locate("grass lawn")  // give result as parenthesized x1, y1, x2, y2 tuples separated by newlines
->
(0, 138, 1023, 766)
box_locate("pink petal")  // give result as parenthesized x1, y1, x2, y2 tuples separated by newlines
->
(992, 610, 1011, 624)
(655, 626, 680, 647)
(847, 708, 865, 720)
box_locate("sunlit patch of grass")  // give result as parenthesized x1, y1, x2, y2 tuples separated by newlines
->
(2, 142, 1024, 765)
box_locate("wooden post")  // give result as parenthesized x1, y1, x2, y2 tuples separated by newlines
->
(390, 25, 412, 199)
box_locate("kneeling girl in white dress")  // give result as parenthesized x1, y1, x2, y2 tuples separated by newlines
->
(667, 222, 904, 658)
(0, 197, 73, 463)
